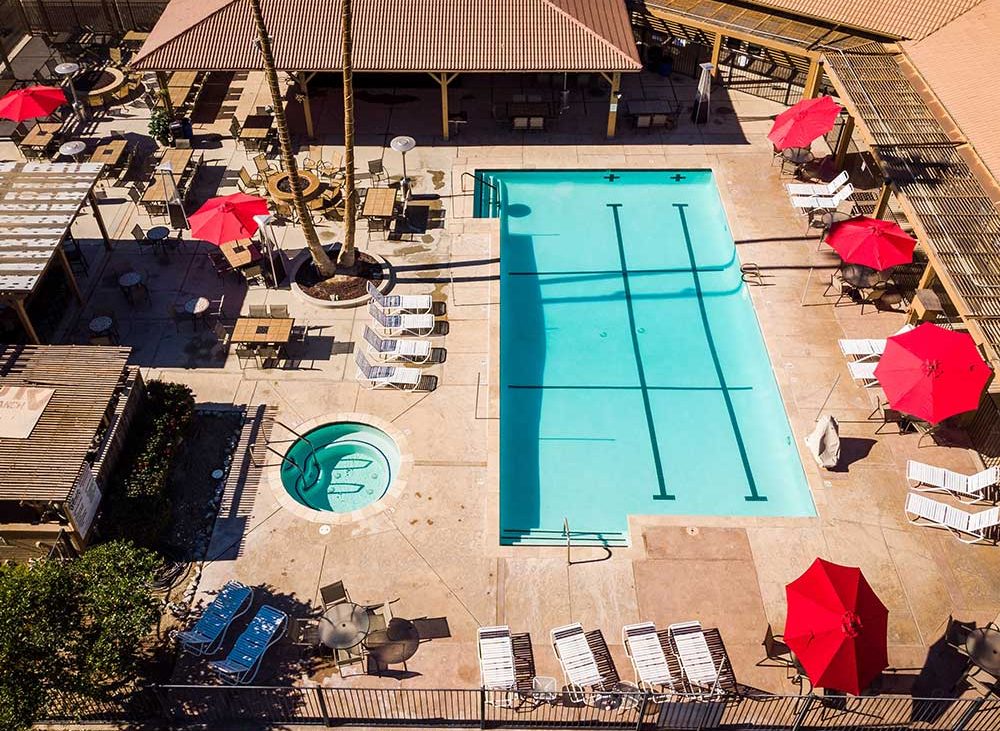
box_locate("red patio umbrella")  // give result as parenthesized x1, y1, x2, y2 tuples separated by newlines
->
(0, 85, 67, 122)
(874, 323, 991, 424)
(827, 216, 917, 271)
(785, 558, 888, 695)
(189, 193, 269, 245)
(768, 96, 842, 151)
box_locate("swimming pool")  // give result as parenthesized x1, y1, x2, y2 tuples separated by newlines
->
(477, 170, 814, 546)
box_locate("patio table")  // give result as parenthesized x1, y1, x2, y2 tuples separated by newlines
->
(231, 317, 294, 344)
(89, 139, 127, 169)
(626, 100, 674, 116)
(220, 239, 262, 269)
(320, 602, 371, 649)
(20, 123, 62, 151)
(142, 149, 194, 202)
(240, 114, 274, 143)
(840, 263, 881, 289)
(365, 618, 420, 666)
(506, 102, 553, 119)
(362, 187, 397, 219)
(185, 296, 210, 316)
(967, 628, 1000, 676)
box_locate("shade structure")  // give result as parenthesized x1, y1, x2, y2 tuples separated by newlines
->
(827, 216, 917, 271)
(189, 193, 269, 245)
(874, 323, 991, 424)
(785, 558, 888, 695)
(768, 96, 842, 151)
(0, 86, 67, 122)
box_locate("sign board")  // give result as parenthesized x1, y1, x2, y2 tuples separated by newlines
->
(66, 463, 102, 540)
(0, 386, 55, 438)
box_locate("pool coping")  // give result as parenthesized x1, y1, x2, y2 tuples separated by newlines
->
(264, 412, 414, 525)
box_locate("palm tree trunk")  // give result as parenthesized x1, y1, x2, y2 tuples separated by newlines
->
(248, 0, 335, 278)
(337, 0, 357, 269)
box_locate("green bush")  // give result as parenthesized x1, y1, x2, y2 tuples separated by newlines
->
(103, 381, 194, 547)
(148, 108, 171, 146)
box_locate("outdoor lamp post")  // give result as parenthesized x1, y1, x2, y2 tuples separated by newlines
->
(390, 135, 416, 199)
(156, 162, 187, 227)
(253, 213, 279, 286)
(54, 62, 82, 120)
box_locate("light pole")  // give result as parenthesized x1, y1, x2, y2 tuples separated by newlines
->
(253, 213, 279, 286)
(390, 135, 416, 200)
(54, 62, 82, 121)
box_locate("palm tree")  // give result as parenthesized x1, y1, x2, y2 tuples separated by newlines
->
(248, 0, 335, 278)
(337, 0, 357, 269)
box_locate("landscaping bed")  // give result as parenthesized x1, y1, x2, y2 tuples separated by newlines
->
(294, 247, 383, 301)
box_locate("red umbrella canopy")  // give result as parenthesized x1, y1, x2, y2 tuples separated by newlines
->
(768, 96, 843, 151)
(874, 323, 992, 424)
(785, 558, 888, 695)
(827, 216, 916, 271)
(0, 85, 67, 122)
(189, 193, 269, 245)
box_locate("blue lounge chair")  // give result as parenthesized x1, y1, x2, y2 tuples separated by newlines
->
(209, 605, 288, 684)
(174, 581, 253, 656)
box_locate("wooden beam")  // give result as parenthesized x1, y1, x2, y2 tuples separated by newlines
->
(87, 192, 111, 251)
(298, 72, 314, 139)
(905, 262, 938, 325)
(431, 73, 459, 141)
(56, 245, 83, 304)
(155, 71, 174, 116)
(12, 298, 39, 345)
(606, 71, 621, 139)
(709, 32, 722, 77)
(833, 115, 855, 170)
(873, 182, 892, 219)
(802, 59, 823, 100)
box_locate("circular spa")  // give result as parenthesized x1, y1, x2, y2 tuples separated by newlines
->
(280, 422, 401, 513)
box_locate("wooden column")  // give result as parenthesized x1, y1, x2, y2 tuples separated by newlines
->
(906, 262, 938, 325)
(873, 182, 893, 219)
(57, 246, 83, 304)
(802, 60, 823, 100)
(88, 192, 112, 251)
(710, 33, 723, 77)
(833, 115, 855, 170)
(155, 71, 174, 116)
(432, 73, 458, 141)
(11, 299, 40, 344)
(605, 72, 621, 139)
(298, 72, 315, 139)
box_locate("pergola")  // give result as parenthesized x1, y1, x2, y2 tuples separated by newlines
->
(0, 161, 110, 344)
(131, 0, 642, 139)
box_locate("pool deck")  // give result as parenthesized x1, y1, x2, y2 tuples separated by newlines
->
(26, 68, 1000, 695)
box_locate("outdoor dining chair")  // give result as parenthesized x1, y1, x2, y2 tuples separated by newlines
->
(248, 304, 268, 318)
(268, 304, 289, 319)
(320, 580, 350, 609)
(367, 159, 387, 183)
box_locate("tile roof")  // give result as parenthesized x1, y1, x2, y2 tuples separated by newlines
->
(133, 0, 641, 72)
(745, 0, 984, 40)
(903, 0, 1000, 184)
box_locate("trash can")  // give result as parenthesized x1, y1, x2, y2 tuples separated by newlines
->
(169, 117, 192, 141)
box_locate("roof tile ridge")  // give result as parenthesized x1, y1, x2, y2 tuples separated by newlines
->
(134, 0, 243, 64)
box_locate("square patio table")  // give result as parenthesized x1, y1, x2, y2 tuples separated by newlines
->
(220, 239, 262, 268)
(89, 139, 127, 168)
(20, 122, 63, 150)
(142, 148, 194, 202)
(362, 187, 398, 218)
(240, 114, 274, 141)
(232, 317, 294, 344)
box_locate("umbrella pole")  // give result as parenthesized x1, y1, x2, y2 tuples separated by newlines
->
(815, 374, 840, 422)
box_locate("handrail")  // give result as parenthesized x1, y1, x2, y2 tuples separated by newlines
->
(274, 419, 320, 473)
(461, 171, 497, 193)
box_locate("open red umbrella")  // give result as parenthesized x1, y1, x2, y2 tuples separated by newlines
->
(785, 558, 888, 695)
(874, 323, 991, 424)
(827, 216, 916, 271)
(189, 193, 269, 245)
(0, 85, 67, 122)
(768, 96, 842, 151)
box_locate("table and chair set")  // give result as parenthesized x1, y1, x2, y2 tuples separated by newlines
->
(229, 304, 305, 369)
(625, 100, 678, 131)
(129, 147, 204, 216)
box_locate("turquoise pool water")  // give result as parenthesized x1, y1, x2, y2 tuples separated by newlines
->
(280, 422, 400, 513)
(477, 170, 814, 545)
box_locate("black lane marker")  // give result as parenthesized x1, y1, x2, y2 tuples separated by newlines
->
(608, 203, 674, 501)
(508, 384, 752, 392)
(674, 203, 766, 502)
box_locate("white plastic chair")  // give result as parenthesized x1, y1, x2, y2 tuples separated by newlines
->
(355, 350, 422, 391)
(551, 623, 602, 700)
(363, 325, 432, 363)
(369, 301, 435, 336)
(478, 626, 516, 705)
(668, 621, 722, 694)
(790, 183, 854, 210)
(906, 460, 999, 504)
(623, 622, 676, 698)
(785, 170, 849, 197)
(367, 280, 433, 314)
(905, 492, 1000, 544)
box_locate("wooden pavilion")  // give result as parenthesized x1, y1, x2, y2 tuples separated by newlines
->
(131, 0, 642, 139)
(0, 345, 142, 559)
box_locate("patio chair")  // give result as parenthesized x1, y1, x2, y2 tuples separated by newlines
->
(211, 321, 231, 360)
(668, 621, 722, 694)
(238, 167, 263, 194)
(229, 117, 242, 142)
(904, 492, 1000, 545)
(320, 580, 349, 609)
(268, 304, 289, 319)
(790, 183, 855, 211)
(906, 460, 999, 504)
(355, 350, 422, 391)
(622, 622, 676, 697)
(529, 116, 545, 131)
(208, 605, 288, 684)
(235, 346, 257, 369)
(478, 626, 517, 704)
(757, 624, 796, 669)
(847, 359, 879, 388)
(248, 304, 269, 318)
(253, 153, 277, 176)
(369, 301, 435, 336)
(366, 280, 433, 313)
(363, 325, 432, 363)
(785, 170, 849, 197)
(838, 324, 914, 359)
(174, 581, 253, 656)
(513, 117, 529, 130)
(367, 159, 387, 183)
(636, 114, 652, 129)
(290, 617, 321, 646)
(551, 623, 603, 702)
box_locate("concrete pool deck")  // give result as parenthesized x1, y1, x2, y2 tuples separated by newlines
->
(25, 68, 1000, 695)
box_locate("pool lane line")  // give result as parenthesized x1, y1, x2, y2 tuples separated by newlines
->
(507, 384, 753, 392)
(607, 203, 674, 501)
(673, 203, 767, 503)
(507, 264, 731, 276)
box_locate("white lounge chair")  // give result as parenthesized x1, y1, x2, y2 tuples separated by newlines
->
(623, 622, 676, 697)
(785, 170, 849, 197)
(478, 626, 517, 704)
(355, 350, 422, 391)
(369, 301, 435, 336)
(367, 280, 433, 313)
(668, 621, 722, 694)
(906, 460, 999, 504)
(905, 492, 1000, 545)
(552, 623, 603, 700)
(790, 183, 854, 210)
(838, 324, 915, 359)
(363, 325, 432, 363)
(847, 359, 879, 387)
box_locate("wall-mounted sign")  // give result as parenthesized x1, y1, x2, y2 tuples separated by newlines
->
(0, 386, 54, 438)
(66, 463, 102, 540)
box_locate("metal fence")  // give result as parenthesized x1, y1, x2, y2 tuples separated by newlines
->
(40, 685, 1000, 729)
(16, 0, 168, 33)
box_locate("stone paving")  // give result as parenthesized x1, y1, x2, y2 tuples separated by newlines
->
(11, 64, 1000, 697)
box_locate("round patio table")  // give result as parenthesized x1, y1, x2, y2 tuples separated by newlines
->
(782, 147, 815, 165)
(966, 627, 1000, 676)
(147, 226, 170, 241)
(118, 271, 142, 288)
(319, 602, 370, 649)
(88, 315, 113, 334)
(185, 296, 210, 316)
(266, 170, 321, 203)
(840, 263, 880, 289)
(364, 618, 419, 665)
(58, 140, 86, 161)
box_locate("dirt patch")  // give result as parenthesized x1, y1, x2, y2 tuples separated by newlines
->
(295, 249, 384, 301)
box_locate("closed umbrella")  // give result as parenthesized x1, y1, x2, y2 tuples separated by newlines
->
(785, 558, 888, 695)
(189, 193, 269, 245)
(874, 323, 991, 424)
(768, 96, 842, 151)
(827, 216, 916, 271)
(0, 86, 67, 122)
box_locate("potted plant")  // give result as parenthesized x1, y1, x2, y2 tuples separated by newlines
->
(148, 108, 171, 147)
